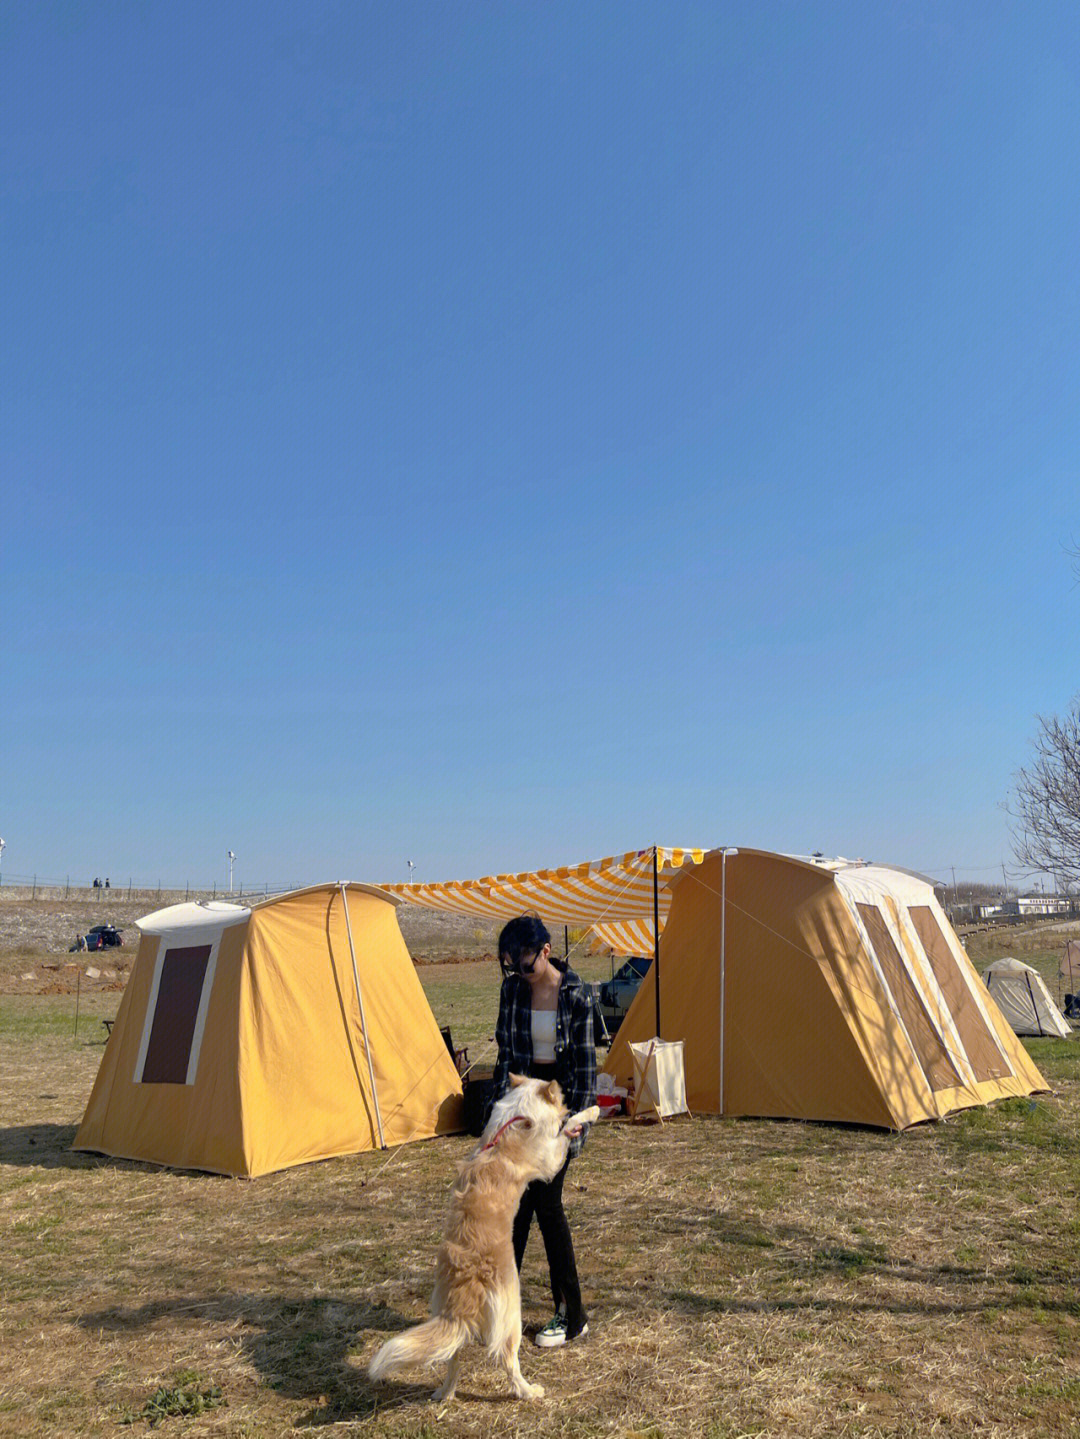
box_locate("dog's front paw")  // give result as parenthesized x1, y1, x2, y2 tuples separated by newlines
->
(432, 1382, 457, 1402)
(519, 1381, 545, 1401)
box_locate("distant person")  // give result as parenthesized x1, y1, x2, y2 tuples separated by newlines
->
(104, 877, 110, 889)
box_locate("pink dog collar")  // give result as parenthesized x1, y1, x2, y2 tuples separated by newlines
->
(482, 1116, 527, 1151)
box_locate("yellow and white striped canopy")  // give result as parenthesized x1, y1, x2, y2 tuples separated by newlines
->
(379, 847, 706, 956)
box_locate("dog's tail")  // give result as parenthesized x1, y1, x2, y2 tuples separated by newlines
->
(368, 1316, 472, 1380)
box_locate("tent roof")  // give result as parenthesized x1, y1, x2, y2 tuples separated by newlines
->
(983, 956, 1039, 977)
(137, 900, 251, 935)
(251, 881, 403, 910)
(136, 884, 402, 937)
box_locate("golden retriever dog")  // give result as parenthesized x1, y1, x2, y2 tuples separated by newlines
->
(368, 1075, 599, 1402)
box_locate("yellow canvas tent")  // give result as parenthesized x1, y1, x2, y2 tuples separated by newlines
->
(74, 884, 463, 1176)
(603, 849, 1048, 1129)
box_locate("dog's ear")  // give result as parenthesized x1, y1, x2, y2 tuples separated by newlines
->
(509, 1073, 530, 1088)
(540, 1080, 563, 1108)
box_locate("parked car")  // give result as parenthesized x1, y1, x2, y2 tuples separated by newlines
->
(598, 955, 652, 1034)
(71, 924, 124, 952)
(88, 924, 123, 948)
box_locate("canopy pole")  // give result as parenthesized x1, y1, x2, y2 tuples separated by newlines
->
(339, 882, 387, 1150)
(653, 846, 661, 1037)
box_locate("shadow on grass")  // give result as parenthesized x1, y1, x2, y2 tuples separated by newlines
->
(662, 1222, 1080, 1318)
(0, 1123, 208, 1175)
(665, 1281, 1080, 1318)
(77, 1292, 515, 1423)
(0, 1123, 99, 1169)
(691, 1209, 1080, 1304)
(0, 1125, 283, 1179)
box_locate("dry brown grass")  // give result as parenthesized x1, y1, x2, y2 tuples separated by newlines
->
(1, 928, 1079, 1437)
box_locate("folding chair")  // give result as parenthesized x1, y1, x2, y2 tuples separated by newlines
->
(440, 1026, 469, 1076)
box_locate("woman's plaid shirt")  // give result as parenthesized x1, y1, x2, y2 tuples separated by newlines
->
(489, 968, 597, 1158)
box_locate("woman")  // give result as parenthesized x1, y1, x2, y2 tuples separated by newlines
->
(489, 912, 596, 1347)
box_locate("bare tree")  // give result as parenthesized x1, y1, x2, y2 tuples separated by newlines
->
(1010, 698, 1080, 888)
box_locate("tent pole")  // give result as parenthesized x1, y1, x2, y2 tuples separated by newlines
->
(339, 882, 387, 1149)
(1024, 969, 1045, 1037)
(719, 849, 738, 1115)
(653, 846, 661, 1037)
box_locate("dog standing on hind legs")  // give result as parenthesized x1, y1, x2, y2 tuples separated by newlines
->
(368, 1075, 599, 1402)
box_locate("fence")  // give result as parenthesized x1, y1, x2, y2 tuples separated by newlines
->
(0, 876, 289, 904)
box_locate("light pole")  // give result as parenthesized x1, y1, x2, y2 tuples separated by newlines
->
(718, 847, 739, 1116)
(0, 838, 5, 887)
(227, 850, 236, 894)
(407, 859, 416, 884)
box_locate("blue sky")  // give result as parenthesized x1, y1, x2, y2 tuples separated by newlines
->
(3, 1, 1078, 893)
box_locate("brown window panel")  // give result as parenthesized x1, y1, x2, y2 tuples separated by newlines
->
(141, 944, 212, 1084)
(908, 908, 1007, 1082)
(856, 904, 962, 1091)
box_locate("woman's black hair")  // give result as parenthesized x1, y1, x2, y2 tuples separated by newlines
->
(498, 912, 568, 976)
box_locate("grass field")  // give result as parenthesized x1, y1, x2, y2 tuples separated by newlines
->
(1, 919, 1078, 1438)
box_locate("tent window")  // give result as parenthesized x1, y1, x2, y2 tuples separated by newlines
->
(856, 904, 962, 1092)
(140, 944, 212, 1084)
(907, 908, 1007, 1082)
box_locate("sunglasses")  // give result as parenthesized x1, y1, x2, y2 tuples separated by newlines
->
(500, 949, 542, 977)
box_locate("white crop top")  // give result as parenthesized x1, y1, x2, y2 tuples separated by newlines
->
(531, 1007, 557, 1063)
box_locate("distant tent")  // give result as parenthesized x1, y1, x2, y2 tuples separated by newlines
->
(603, 850, 1049, 1129)
(983, 957, 1072, 1039)
(74, 885, 463, 1176)
(1060, 940, 1080, 1006)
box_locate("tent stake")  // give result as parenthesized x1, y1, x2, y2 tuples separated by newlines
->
(339, 883, 387, 1149)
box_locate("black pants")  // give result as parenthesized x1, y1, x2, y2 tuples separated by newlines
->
(512, 1064, 587, 1335)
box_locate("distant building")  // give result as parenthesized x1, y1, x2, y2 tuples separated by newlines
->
(1000, 895, 1070, 918)
(973, 903, 1004, 921)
